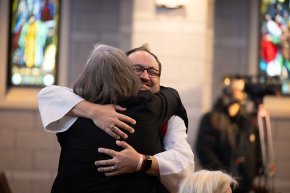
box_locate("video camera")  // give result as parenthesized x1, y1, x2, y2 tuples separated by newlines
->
(243, 75, 281, 105)
(222, 74, 281, 106)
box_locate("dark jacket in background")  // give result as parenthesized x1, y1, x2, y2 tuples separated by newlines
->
(196, 98, 261, 193)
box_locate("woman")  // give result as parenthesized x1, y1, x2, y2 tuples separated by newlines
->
(178, 170, 237, 193)
(50, 44, 182, 193)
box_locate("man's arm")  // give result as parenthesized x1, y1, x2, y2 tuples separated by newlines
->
(38, 85, 136, 138)
(95, 140, 160, 176)
(69, 101, 135, 139)
(95, 116, 194, 193)
(155, 116, 194, 193)
(38, 85, 84, 132)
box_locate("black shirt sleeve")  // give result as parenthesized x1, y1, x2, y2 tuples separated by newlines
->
(147, 86, 188, 129)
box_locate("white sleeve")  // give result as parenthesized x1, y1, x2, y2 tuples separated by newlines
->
(38, 85, 84, 133)
(154, 115, 195, 193)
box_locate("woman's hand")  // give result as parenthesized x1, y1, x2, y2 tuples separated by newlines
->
(95, 140, 140, 176)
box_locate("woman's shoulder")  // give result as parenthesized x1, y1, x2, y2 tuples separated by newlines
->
(118, 87, 180, 107)
(118, 90, 153, 106)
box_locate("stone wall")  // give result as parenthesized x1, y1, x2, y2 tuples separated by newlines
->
(131, 0, 214, 155)
(0, 0, 289, 193)
(270, 116, 290, 192)
(0, 109, 58, 193)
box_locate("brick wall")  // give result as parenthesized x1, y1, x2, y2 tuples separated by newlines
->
(0, 109, 59, 193)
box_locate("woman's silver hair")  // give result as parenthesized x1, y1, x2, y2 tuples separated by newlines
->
(73, 44, 140, 104)
(178, 170, 237, 193)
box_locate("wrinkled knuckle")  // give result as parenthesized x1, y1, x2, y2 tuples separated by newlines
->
(113, 154, 119, 159)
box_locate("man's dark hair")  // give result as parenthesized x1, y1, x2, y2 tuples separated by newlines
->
(126, 43, 162, 76)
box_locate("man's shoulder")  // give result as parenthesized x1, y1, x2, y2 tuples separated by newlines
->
(160, 86, 178, 93)
(168, 115, 184, 124)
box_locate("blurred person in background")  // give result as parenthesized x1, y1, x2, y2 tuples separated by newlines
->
(196, 75, 261, 193)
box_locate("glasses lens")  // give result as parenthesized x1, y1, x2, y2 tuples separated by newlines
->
(147, 69, 160, 77)
(134, 65, 144, 74)
(133, 65, 160, 77)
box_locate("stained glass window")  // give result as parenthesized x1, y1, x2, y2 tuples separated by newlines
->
(259, 0, 290, 95)
(8, 0, 60, 87)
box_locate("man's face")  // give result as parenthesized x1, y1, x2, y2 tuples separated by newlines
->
(128, 50, 160, 93)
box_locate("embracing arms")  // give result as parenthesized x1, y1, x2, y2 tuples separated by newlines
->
(38, 85, 194, 192)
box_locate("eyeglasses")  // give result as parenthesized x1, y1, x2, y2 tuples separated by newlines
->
(133, 64, 160, 77)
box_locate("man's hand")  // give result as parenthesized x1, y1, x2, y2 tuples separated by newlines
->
(70, 101, 136, 139)
(95, 140, 140, 176)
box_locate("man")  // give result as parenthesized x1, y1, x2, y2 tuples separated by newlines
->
(38, 44, 194, 193)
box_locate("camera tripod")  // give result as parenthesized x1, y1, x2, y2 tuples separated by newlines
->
(255, 104, 277, 193)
